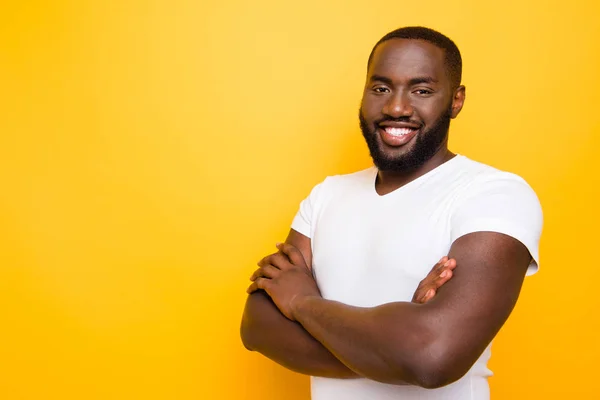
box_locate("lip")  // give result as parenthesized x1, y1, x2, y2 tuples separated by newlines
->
(377, 121, 422, 130)
(378, 126, 420, 147)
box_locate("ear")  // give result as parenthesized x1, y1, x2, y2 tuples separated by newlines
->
(450, 85, 466, 119)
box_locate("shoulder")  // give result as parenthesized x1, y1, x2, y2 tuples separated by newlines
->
(291, 167, 375, 237)
(449, 157, 543, 272)
(454, 156, 540, 202)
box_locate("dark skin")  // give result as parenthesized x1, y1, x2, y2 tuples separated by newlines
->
(243, 38, 533, 388)
(241, 229, 457, 378)
(363, 39, 465, 193)
(241, 39, 458, 380)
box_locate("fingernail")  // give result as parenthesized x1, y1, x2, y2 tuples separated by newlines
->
(444, 261, 451, 267)
(440, 270, 448, 278)
(276, 242, 283, 247)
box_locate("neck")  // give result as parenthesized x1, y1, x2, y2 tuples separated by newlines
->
(375, 145, 455, 196)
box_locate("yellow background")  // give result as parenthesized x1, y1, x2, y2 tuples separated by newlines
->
(1, 0, 598, 399)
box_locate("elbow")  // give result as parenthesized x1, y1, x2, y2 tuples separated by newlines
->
(240, 326, 253, 351)
(240, 316, 257, 351)
(365, 355, 459, 388)
(411, 366, 456, 390)
(240, 291, 278, 352)
(407, 346, 470, 389)
(240, 291, 268, 352)
(364, 340, 463, 388)
(380, 328, 469, 389)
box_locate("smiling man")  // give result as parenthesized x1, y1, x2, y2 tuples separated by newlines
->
(241, 27, 543, 400)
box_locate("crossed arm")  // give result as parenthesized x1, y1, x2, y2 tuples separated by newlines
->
(240, 229, 454, 379)
(241, 228, 531, 388)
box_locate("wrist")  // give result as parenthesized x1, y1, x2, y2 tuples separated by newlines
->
(290, 294, 320, 321)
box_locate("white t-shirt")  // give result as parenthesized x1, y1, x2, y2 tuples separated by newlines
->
(291, 155, 543, 400)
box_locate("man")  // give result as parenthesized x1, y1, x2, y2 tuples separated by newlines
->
(241, 26, 543, 400)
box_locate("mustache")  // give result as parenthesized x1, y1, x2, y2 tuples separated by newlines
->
(373, 117, 424, 128)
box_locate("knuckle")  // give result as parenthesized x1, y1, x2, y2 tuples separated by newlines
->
(260, 277, 270, 284)
(259, 256, 269, 266)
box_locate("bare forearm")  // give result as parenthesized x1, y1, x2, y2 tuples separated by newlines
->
(291, 296, 433, 386)
(241, 291, 358, 378)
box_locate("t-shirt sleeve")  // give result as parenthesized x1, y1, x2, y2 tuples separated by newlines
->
(291, 179, 327, 239)
(450, 173, 543, 275)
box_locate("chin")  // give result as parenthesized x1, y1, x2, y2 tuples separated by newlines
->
(377, 140, 415, 159)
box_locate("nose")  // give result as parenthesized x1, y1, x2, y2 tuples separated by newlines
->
(382, 92, 413, 118)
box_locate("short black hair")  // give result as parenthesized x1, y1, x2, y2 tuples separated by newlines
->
(367, 26, 462, 88)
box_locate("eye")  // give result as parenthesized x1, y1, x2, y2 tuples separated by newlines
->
(414, 88, 433, 95)
(372, 86, 390, 94)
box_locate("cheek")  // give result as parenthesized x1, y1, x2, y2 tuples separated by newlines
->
(361, 96, 384, 119)
(418, 99, 451, 123)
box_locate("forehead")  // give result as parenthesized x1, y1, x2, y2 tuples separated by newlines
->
(368, 39, 447, 82)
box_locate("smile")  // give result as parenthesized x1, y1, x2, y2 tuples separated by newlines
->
(377, 126, 420, 147)
(384, 127, 417, 137)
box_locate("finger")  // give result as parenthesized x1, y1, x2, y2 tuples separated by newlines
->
(276, 242, 305, 266)
(415, 288, 433, 304)
(430, 258, 456, 281)
(416, 257, 449, 294)
(412, 258, 455, 303)
(422, 288, 435, 303)
(257, 252, 279, 267)
(433, 269, 454, 287)
(250, 264, 280, 281)
(445, 258, 457, 271)
(247, 277, 270, 294)
(246, 281, 259, 294)
(259, 252, 290, 270)
(257, 255, 268, 268)
(438, 258, 457, 272)
(418, 267, 455, 302)
(433, 256, 449, 274)
(411, 284, 423, 303)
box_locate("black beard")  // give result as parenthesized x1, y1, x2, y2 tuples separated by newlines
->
(359, 107, 452, 172)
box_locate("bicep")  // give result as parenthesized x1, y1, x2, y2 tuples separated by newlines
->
(422, 231, 532, 380)
(285, 228, 312, 271)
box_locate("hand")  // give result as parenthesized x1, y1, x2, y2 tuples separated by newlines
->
(411, 256, 457, 304)
(247, 243, 321, 321)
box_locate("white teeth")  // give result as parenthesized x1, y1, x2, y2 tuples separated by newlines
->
(385, 127, 414, 136)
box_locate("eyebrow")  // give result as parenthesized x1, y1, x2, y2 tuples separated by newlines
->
(370, 75, 394, 85)
(370, 75, 439, 86)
